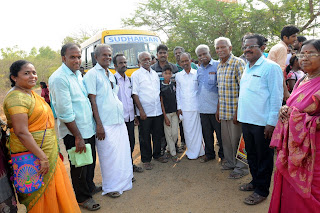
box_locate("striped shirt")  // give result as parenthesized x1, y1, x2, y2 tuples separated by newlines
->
(217, 54, 245, 120)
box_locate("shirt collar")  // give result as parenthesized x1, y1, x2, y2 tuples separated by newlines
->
(95, 63, 110, 74)
(200, 58, 215, 68)
(280, 40, 289, 50)
(248, 55, 265, 68)
(220, 54, 233, 65)
(182, 68, 196, 75)
(114, 71, 127, 80)
(140, 66, 153, 73)
(62, 63, 81, 76)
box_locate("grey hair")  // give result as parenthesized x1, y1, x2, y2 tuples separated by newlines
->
(94, 44, 112, 57)
(195, 44, 210, 56)
(180, 52, 191, 60)
(214, 37, 232, 47)
(138, 51, 151, 62)
(173, 46, 185, 53)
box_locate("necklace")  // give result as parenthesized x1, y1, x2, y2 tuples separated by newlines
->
(304, 71, 320, 81)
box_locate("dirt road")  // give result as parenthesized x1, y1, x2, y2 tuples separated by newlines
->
(77, 128, 271, 213)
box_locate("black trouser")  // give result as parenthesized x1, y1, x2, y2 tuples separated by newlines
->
(179, 122, 185, 144)
(138, 115, 164, 163)
(63, 134, 96, 203)
(125, 120, 135, 163)
(200, 113, 223, 159)
(242, 123, 274, 197)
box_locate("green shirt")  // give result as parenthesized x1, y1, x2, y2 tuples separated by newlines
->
(176, 62, 198, 72)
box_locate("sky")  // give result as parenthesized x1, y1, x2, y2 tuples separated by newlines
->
(0, 0, 149, 53)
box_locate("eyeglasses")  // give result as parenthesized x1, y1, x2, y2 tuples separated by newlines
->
(241, 45, 260, 51)
(296, 53, 320, 59)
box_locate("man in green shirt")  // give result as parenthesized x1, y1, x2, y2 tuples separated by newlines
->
(174, 46, 198, 71)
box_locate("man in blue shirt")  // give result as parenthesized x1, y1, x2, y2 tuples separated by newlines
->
(237, 34, 283, 205)
(195, 44, 223, 163)
(49, 43, 100, 211)
(83, 44, 133, 198)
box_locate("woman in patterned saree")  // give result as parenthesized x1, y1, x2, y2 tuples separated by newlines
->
(3, 60, 80, 213)
(269, 39, 320, 212)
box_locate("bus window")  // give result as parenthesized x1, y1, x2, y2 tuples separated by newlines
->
(86, 45, 94, 68)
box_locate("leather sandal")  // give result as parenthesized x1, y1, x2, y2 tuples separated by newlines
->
(79, 198, 101, 211)
(107, 191, 121, 198)
(244, 192, 266, 205)
(239, 183, 255, 191)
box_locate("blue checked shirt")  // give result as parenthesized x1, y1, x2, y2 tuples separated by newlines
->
(217, 54, 245, 120)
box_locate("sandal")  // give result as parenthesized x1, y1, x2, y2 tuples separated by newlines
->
(143, 162, 153, 170)
(107, 191, 121, 198)
(91, 185, 102, 195)
(133, 165, 144, 173)
(228, 171, 246, 179)
(154, 156, 168, 163)
(239, 183, 255, 191)
(79, 198, 101, 211)
(244, 192, 266, 205)
(171, 155, 181, 163)
(199, 156, 214, 163)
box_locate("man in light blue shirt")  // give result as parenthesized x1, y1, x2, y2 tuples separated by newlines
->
(195, 44, 223, 163)
(237, 34, 283, 205)
(49, 43, 100, 210)
(83, 44, 133, 198)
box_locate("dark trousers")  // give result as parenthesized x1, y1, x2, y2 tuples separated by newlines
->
(63, 134, 96, 203)
(138, 115, 164, 163)
(125, 120, 135, 161)
(242, 123, 274, 197)
(200, 113, 223, 159)
(179, 122, 185, 144)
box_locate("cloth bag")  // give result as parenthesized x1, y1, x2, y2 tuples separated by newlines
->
(10, 125, 47, 194)
(67, 144, 93, 167)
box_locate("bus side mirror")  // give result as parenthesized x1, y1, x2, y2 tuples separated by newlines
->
(91, 52, 97, 66)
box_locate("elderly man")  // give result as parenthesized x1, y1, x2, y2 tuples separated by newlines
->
(83, 44, 133, 198)
(215, 37, 248, 179)
(131, 52, 167, 170)
(113, 53, 144, 173)
(195, 44, 223, 163)
(174, 46, 198, 72)
(49, 43, 100, 210)
(268, 25, 299, 102)
(176, 52, 205, 159)
(151, 44, 178, 77)
(238, 34, 283, 205)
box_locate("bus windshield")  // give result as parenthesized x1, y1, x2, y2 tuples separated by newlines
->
(105, 34, 161, 69)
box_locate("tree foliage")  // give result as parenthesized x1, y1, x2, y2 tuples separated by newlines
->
(0, 46, 61, 91)
(123, 0, 320, 59)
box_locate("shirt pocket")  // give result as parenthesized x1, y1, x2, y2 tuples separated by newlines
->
(248, 74, 262, 92)
(208, 72, 217, 85)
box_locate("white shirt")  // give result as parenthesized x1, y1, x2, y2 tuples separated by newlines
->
(114, 72, 135, 122)
(176, 69, 199, 111)
(131, 67, 162, 117)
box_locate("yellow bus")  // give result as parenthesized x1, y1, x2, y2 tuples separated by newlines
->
(80, 29, 161, 76)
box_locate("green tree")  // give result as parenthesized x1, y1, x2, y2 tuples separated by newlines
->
(123, 0, 320, 58)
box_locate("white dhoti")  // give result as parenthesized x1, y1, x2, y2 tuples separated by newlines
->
(96, 123, 133, 195)
(182, 111, 205, 159)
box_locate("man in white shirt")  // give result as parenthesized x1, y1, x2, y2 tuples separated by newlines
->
(176, 52, 205, 159)
(131, 52, 168, 170)
(83, 44, 133, 198)
(113, 54, 143, 173)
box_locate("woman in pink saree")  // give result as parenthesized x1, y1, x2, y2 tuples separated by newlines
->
(269, 39, 320, 212)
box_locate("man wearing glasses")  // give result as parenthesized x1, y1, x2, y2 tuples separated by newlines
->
(237, 34, 283, 205)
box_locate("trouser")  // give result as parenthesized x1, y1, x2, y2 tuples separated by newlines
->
(138, 115, 164, 163)
(63, 134, 96, 203)
(179, 122, 185, 144)
(200, 113, 223, 159)
(163, 112, 179, 156)
(125, 121, 135, 163)
(221, 120, 248, 174)
(242, 123, 274, 197)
